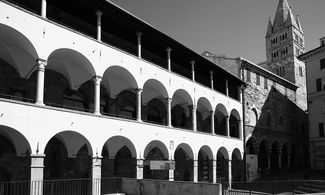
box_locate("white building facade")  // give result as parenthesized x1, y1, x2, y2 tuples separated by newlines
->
(299, 37, 325, 170)
(0, 0, 245, 189)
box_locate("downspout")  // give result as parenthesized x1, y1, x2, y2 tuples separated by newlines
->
(241, 60, 247, 182)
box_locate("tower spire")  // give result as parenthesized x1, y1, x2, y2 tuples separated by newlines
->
(273, 0, 290, 32)
(266, 17, 273, 37)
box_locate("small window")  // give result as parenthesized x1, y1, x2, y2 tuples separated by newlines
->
(319, 123, 324, 137)
(317, 78, 322, 91)
(320, 58, 325, 70)
(299, 67, 303, 77)
(322, 99, 325, 113)
(264, 78, 268, 89)
(246, 70, 251, 82)
(256, 74, 260, 85)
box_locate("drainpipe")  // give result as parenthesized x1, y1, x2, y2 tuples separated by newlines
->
(241, 61, 247, 182)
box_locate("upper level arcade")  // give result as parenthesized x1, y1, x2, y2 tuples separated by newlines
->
(0, 0, 244, 138)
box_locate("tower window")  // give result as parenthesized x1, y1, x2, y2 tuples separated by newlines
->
(246, 70, 251, 82)
(264, 78, 268, 89)
(299, 67, 303, 77)
(316, 78, 325, 92)
(320, 58, 325, 70)
(256, 74, 260, 85)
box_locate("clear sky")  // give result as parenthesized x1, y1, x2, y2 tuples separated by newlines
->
(109, 0, 325, 63)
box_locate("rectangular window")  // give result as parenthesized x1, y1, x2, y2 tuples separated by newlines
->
(317, 78, 322, 92)
(299, 67, 303, 77)
(320, 58, 325, 70)
(264, 78, 268, 89)
(319, 123, 324, 137)
(256, 74, 260, 85)
(322, 99, 325, 113)
(246, 70, 251, 82)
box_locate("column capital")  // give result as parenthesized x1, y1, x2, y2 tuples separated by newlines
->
(166, 47, 172, 53)
(166, 97, 172, 102)
(190, 60, 195, 68)
(210, 110, 215, 115)
(136, 88, 143, 93)
(225, 115, 230, 119)
(210, 70, 214, 75)
(136, 31, 142, 38)
(96, 10, 103, 17)
(36, 58, 47, 70)
(93, 75, 102, 83)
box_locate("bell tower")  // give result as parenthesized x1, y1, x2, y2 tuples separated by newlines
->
(264, 0, 307, 110)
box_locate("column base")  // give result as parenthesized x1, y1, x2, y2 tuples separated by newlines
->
(35, 101, 45, 106)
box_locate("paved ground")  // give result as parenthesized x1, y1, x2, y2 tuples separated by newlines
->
(256, 168, 325, 181)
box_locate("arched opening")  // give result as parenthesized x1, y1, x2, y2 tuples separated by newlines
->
(231, 149, 242, 182)
(270, 141, 280, 170)
(171, 89, 192, 130)
(0, 24, 39, 103)
(101, 136, 137, 178)
(44, 131, 92, 180)
(45, 49, 97, 113)
(102, 66, 138, 118)
(230, 109, 240, 138)
(246, 137, 258, 154)
(198, 146, 213, 182)
(197, 97, 212, 133)
(174, 144, 194, 181)
(258, 140, 269, 170)
(215, 104, 227, 136)
(290, 146, 296, 168)
(217, 148, 229, 183)
(142, 79, 168, 126)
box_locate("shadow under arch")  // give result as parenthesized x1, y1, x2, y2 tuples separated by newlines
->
(174, 143, 194, 181)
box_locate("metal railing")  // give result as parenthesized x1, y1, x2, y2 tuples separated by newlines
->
(223, 180, 325, 195)
(0, 177, 122, 195)
(0, 93, 34, 103)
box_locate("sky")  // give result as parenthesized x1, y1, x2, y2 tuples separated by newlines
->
(109, 0, 325, 64)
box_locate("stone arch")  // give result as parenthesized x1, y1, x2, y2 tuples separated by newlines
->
(198, 145, 213, 182)
(171, 89, 193, 129)
(270, 140, 281, 170)
(143, 140, 169, 180)
(217, 147, 229, 183)
(174, 143, 194, 181)
(230, 109, 241, 138)
(102, 65, 138, 98)
(44, 131, 93, 179)
(258, 139, 270, 170)
(0, 125, 31, 181)
(102, 136, 137, 178)
(246, 108, 258, 127)
(197, 97, 212, 133)
(246, 136, 258, 154)
(47, 48, 96, 90)
(0, 23, 38, 78)
(142, 79, 168, 125)
(215, 104, 228, 136)
(232, 148, 243, 182)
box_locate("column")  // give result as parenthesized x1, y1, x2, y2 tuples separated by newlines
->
(238, 86, 243, 103)
(167, 98, 172, 127)
(35, 59, 47, 105)
(93, 76, 102, 115)
(191, 61, 195, 82)
(225, 116, 230, 137)
(136, 159, 144, 179)
(287, 152, 291, 168)
(30, 154, 45, 195)
(225, 79, 229, 96)
(96, 11, 103, 41)
(136, 89, 142, 122)
(168, 160, 175, 181)
(211, 111, 215, 135)
(267, 151, 271, 170)
(137, 32, 142, 58)
(210, 70, 214, 90)
(278, 152, 282, 169)
(92, 156, 102, 195)
(166, 47, 172, 71)
(41, 0, 47, 18)
(192, 104, 197, 132)
(228, 160, 232, 189)
(213, 159, 217, 183)
(193, 159, 198, 182)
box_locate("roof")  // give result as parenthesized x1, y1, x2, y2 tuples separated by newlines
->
(298, 45, 325, 61)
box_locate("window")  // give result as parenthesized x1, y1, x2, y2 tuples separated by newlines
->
(299, 67, 303, 77)
(264, 78, 268, 89)
(266, 112, 272, 127)
(295, 47, 300, 56)
(279, 116, 284, 126)
(322, 40, 325, 46)
(294, 32, 299, 42)
(319, 123, 324, 137)
(316, 78, 325, 92)
(322, 99, 325, 113)
(320, 58, 325, 70)
(256, 74, 260, 85)
(246, 70, 251, 82)
(299, 37, 303, 46)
